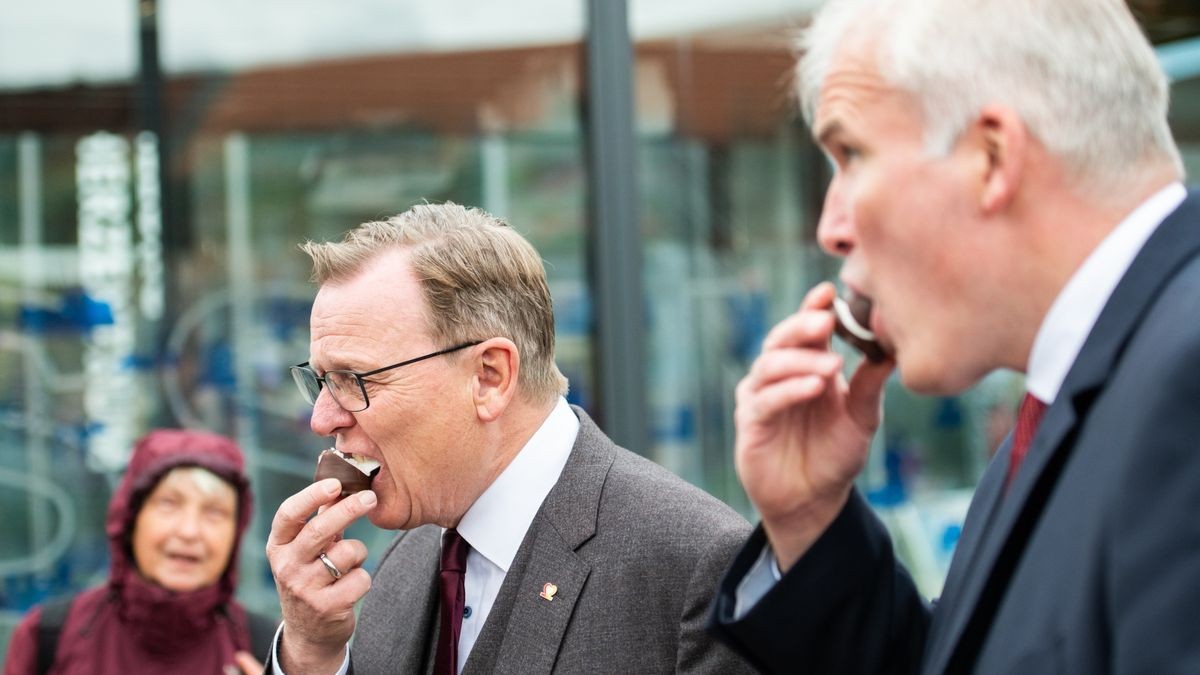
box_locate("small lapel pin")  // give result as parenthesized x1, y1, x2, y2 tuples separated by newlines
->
(539, 582, 558, 601)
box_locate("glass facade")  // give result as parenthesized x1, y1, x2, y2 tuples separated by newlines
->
(2, 0, 1199, 656)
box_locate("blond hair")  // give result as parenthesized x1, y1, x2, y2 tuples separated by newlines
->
(301, 203, 568, 403)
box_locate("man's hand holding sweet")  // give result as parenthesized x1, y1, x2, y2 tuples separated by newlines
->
(265, 478, 376, 673)
(734, 282, 894, 571)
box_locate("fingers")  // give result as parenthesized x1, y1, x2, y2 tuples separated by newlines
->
(233, 651, 264, 675)
(271, 535, 373, 634)
(269, 482, 376, 559)
(318, 538, 370, 585)
(273, 541, 372, 601)
(800, 281, 837, 312)
(845, 357, 895, 427)
(292, 490, 377, 558)
(315, 564, 373, 606)
(266, 484, 375, 601)
(741, 286, 845, 425)
(267, 479, 343, 547)
(265, 485, 374, 671)
(748, 347, 842, 388)
(762, 308, 837, 352)
(738, 374, 829, 426)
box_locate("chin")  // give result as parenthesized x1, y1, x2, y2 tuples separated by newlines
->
(896, 352, 979, 397)
(365, 510, 395, 529)
(365, 500, 411, 530)
(158, 577, 207, 593)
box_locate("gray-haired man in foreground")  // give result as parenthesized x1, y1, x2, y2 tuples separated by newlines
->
(709, 0, 1200, 673)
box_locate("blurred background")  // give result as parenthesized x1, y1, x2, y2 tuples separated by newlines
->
(2, 0, 1199, 654)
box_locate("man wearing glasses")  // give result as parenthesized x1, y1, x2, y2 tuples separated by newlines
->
(264, 203, 753, 675)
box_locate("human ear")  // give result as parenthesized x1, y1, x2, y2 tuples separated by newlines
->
(972, 104, 1026, 214)
(472, 338, 519, 422)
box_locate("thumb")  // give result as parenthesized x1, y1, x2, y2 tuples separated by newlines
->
(845, 357, 894, 428)
(234, 650, 264, 675)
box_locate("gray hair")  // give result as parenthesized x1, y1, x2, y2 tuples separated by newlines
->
(300, 203, 568, 404)
(799, 0, 1182, 192)
(166, 466, 233, 497)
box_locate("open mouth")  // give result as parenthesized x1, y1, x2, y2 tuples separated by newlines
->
(315, 448, 382, 496)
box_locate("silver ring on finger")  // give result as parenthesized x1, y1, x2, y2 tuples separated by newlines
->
(318, 551, 343, 580)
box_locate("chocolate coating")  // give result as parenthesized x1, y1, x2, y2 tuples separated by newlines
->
(832, 292, 889, 363)
(314, 450, 377, 497)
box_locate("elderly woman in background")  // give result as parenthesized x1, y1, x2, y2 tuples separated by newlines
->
(3, 429, 274, 675)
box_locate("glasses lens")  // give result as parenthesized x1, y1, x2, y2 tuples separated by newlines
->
(325, 371, 368, 412)
(290, 366, 321, 405)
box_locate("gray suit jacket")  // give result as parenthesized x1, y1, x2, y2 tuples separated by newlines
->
(351, 406, 754, 674)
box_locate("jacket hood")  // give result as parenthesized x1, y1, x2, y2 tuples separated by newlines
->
(104, 428, 253, 602)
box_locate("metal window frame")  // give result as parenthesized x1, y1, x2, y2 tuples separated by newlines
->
(583, 0, 648, 452)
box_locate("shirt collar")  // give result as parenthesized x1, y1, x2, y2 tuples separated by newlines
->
(454, 397, 579, 572)
(1026, 182, 1186, 403)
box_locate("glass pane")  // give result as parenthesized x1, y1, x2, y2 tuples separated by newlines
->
(627, 1, 1024, 598)
(628, 2, 1200, 599)
(0, 1, 143, 653)
(0, 0, 586, 654)
(159, 0, 589, 614)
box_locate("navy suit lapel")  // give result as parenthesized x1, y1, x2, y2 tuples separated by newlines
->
(922, 401, 1083, 673)
(921, 442, 1008, 669)
(463, 407, 614, 674)
(924, 191, 1200, 674)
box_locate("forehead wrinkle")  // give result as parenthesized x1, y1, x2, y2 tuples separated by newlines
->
(815, 66, 893, 134)
(310, 306, 396, 370)
(813, 24, 895, 138)
(307, 248, 430, 370)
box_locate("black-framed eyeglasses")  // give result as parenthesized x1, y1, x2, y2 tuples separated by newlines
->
(290, 341, 482, 412)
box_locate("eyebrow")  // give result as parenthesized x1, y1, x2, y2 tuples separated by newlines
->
(814, 119, 844, 148)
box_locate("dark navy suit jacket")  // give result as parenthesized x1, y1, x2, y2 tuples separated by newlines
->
(709, 191, 1200, 674)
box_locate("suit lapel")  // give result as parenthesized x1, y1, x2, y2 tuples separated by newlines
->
(922, 443, 1008, 664)
(356, 526, 441, 674)
(463, 407, 613, 674)
(924, 191, 1200, 674)
(922, 403, 1081, 673)
(469, 522, 591, 673)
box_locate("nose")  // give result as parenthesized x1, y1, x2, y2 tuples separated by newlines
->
(177, 508, 201, 539)
(816, 174, 855, 257)
(310, 386, 356, 438)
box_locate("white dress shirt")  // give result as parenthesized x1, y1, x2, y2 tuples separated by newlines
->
(273, 397, 579, 675)
(451, 396, 578, 671)
(1025, 182, 1185, 402)
(733, 181, 1187, 616)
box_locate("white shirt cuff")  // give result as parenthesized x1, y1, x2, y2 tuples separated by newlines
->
(269, 621, 351, 675)
(733, 543, 782, 619)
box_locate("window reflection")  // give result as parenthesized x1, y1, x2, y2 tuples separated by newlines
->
(2, 1, 1199, 655)
(0, 1, 587, 647)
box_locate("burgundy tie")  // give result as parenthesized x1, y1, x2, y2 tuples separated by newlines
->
(434, 529, 469, 675)
(1006, 392, 1048, 489)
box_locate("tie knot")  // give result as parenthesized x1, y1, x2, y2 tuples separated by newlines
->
(441, 528, 469, 574)
(1016, 392, 1048, 434)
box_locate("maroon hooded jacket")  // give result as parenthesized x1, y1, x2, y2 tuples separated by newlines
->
(3, 429, 261, 675)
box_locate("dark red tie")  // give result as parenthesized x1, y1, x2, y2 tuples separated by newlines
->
(1006, 393, 1048, 489)
(434, 528, 469, 675)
